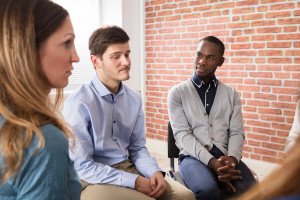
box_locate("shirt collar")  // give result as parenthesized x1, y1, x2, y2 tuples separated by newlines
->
(191, 73, 218, 88)
(91, 75, 125, 97)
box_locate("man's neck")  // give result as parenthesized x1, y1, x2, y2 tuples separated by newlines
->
(97, 73, 121, 94)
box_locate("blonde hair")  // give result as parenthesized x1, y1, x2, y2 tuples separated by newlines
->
(0, 0, 72, 182)
(236, 136, 300, 200)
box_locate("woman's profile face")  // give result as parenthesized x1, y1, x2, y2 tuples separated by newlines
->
(39, 16, 79, 90)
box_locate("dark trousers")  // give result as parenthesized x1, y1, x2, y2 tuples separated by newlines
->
(178, 146, 256, 200)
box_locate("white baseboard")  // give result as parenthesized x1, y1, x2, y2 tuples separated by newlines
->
(146, 138, 279, 180)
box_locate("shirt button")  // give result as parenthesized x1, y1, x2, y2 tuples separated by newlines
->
(210, 124, 213, 127)
(113, 121, 116, 123)
(113, 138, 117, 141)
(204, 113, 207, 116)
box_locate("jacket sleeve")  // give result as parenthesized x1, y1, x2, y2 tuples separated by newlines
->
(227, 90, 245, 162)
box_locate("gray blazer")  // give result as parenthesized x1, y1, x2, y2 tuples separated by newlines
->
(168, 79, 245, 165)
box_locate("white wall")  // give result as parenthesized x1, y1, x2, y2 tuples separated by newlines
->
(54, 0, 144, 94)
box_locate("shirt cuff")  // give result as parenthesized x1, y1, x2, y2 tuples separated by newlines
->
(143, 166, 164, 179)
(121, 171, 139, 189)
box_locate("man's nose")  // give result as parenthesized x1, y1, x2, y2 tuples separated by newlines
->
(199, 58, 206, 65)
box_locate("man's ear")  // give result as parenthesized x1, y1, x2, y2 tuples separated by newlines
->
(91, 55, 101, 69)
(219, 56, 225, 67)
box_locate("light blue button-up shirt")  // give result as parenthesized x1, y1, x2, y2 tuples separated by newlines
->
(63, 75, 162, 189)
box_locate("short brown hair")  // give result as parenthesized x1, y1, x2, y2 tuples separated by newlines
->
(89, 25, 130, 58)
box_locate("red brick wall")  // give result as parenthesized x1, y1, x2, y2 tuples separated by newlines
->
(144, 0, 300, 163)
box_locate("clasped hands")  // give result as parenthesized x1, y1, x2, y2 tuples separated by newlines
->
(135, 171, 167, 198)
(208, 156, 242, 192)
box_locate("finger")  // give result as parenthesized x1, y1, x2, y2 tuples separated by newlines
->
(148, 183, 165, 198)
(218, 174, 232, 182)
(217, 165, 231, 172)
(230, 175, 243, 181)
(154, 184, 167, 198)
(225, 182, 236, 192)
(226, 169, 241, 175)
(150, 177, 157, 190)
(148, 187, 160, 197)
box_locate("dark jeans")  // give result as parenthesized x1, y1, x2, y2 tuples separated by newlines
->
(178, 146, 256, 200)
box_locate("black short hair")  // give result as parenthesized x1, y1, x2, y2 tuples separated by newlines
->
(200, 36, 225, 56)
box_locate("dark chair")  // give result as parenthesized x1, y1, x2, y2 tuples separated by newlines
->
(167, 122, 186, 186)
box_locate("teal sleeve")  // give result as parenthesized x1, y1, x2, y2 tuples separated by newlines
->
(12, 124, 81, 200)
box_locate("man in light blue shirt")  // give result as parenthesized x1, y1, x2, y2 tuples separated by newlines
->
(63, 25, 195, 200)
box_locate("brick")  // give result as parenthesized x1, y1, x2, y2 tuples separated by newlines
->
(283, 80, 300, 88)
(257, 27, 282, 33)
(251, 20, 276, 27)
(257, 79, 282, 86)
(213, 2, 235, 9)
(209, 17, 230, 24)
(235, 51, 257, 56)
(231, 58, 254, 63)
(261, 142, 284, 151)
(233, 7, 255, 14)
(202, 10, 222, 18)
(193, 5, 212, 12)
(249, 72, 273, 78)
(277, 33, 300, 40)
(283, 26, 297, 32)
(165, 15, 182, 21)
(252, 35, 275, 41)
(257, 5, 268, 12)
(244, 29, 255, 34)
(274, 72, 290, 79)
(271, 102, 298, 110)
(265, 11, 291, 18)
(236, 0, 259, 7)
(174, 8, 192, 14)
(238, 85, 260, 92)
(255, 59, 266, 65)
(285, 50, 300, 56)
(249, 154, 261, 160)
(270, 137, 287, 144)
(227, 22, 250, 29)
(268, 58, 292, 64)
(254, 148, 277, 157)
(162, 4, 177, 9)
(267, 42, 291, 48)
(270, 3, 295, 11)
(259, 50, 282, 56)
(247, 100, 270, 107)
(252, 43, 265, 49)
(253, 93, 277, 100)
(247, 133, 270, 141)
(242, 13, 264, 21)
(243, 113, 259, 119)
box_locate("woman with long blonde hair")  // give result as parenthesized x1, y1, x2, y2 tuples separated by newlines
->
(0, 0, 81, 199)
